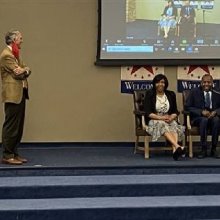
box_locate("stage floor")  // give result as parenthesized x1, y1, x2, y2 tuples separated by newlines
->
(0, 146, 220, 169)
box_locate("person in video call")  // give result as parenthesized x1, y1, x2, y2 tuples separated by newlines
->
(185, 74, 220, 159)
(144, 74, 185, 161)
(179, 0, 196, 37)
(158, 0, 177, 39)
(0, 30, 31, 165)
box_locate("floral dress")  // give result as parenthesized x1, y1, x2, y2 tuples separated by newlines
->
(158, 7, 177, 28)
(146, 94, 185, 141)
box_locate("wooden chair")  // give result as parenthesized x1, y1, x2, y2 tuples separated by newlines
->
(182, 90, 195, 158)
(133, 90, 172, 159)
(177, 16, 197, 38)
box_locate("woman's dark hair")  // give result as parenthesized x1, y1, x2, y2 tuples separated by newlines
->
(168, 0, 174, 6)
(152, 74, 169, 91)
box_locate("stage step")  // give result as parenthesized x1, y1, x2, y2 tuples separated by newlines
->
(1, 174, 220, 199)
(1, 195, 220, 220)
(2, 164, 220, 177)
(1, 147, 220, 219)
(2, 146, 220, 177)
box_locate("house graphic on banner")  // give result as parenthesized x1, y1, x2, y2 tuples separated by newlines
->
(177, 65, 220, 92)
(121, 66, 164, 94)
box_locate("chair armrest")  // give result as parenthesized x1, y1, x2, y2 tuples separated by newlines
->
(182, 110, 192, 129)
(186, 115, 192, 130)
(133, 110, 148, 130)
(133, 110, 146, 116)
(182, 110, 192, 130)
(182, 110, 190, 115)
(141, 115, 148, 130)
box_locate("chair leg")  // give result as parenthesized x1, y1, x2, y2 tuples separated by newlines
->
(177, 25, 179, 37)
(184, 133, 188, 153)
(188, 135, 193, 158)
(134, 136, 139, 154)
(175, 26, 177, 36)
(157, 25, 160, 36)
(194, 26, 196, 37)
(182, 135, 186, 149)
(184, 133, 187, 148)
(144, 136, 150, 159)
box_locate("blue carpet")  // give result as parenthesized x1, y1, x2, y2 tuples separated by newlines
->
(1, 146, 220, 168)
(1, 146, 220, 219)
(1, 196, 220, 220)
(1, 146, 220, 176)
(1, 174, 220, 199)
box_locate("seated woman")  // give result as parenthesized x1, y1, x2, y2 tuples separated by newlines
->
(158, 0, 177, 38)
(144, 74, 185, 161)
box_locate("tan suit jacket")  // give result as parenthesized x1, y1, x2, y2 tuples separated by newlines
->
(0, 47, 30, 104)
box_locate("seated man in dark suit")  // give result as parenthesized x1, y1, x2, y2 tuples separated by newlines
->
(185, 74, 220, 158)
(179, 0, 196, 38)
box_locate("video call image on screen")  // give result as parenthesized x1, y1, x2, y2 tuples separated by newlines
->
(99, 0, 220, 63)
(173, 1, 214, 9)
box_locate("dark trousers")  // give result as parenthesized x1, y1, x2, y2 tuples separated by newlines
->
(193, 116, 220, 150)
(2, 93, 26, 159)
(179, 17, 195, 38)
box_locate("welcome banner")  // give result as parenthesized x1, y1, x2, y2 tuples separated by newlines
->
(177, 65, 220, 92)
(121, 66, 164, 94)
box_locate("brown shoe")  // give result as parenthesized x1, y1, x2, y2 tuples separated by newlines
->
(15, 156, 28, 163)
(2, 158, 23, 165)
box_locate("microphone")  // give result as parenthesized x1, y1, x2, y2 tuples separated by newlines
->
(24, 70, 31, 77)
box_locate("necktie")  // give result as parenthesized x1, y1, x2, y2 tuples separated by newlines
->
(186, 7, 189, 16)
(205, 92, 211, 109)
(12, 42, 20, 59)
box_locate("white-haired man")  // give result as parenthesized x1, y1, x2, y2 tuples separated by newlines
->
(0, 30, 31, 165)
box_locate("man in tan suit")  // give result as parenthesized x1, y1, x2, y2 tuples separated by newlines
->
(0, 30, 31, 165)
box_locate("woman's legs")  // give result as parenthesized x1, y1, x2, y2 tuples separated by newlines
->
(164, 131, 185, 160)
(164, 131, 181, 152)
(164, 19, 176, 38)
(164, 21, 171, 38)
(164, 26, 169, 38)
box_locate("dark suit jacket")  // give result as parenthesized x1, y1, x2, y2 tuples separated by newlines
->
(180, 5, 195, 17)
(144, 89, 179, 124)
(185, 87, 220, 121)
(162, 6, 177, 18)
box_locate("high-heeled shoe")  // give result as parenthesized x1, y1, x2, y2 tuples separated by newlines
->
(181, 147, 186, 157)
(173, 147, 183, 161)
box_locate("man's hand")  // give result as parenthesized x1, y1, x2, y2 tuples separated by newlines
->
(209, 111, 217, 118)
(24, 67, 31, 72)
(13, 66, 31, 77)
(202, 110, 211, 118)
(13, 67, 25, 75)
